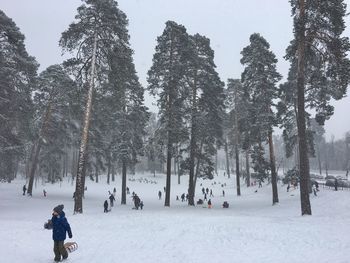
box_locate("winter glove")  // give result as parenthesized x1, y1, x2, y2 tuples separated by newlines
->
(68, 233, 73, 239)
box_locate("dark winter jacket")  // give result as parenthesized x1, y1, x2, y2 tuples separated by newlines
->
(51, 211, 72, 241)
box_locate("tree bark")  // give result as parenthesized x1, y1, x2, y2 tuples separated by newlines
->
(188, 70, 198, 206)
(74, 31, 98, 214)
(268, 131, 279, 205)
(121, 160, 127, 204)
(235, 145, 241, 196)
(316, 143, 322, 176)
(245, 150, 250, 187)
(224, 136, 231, 179)
(296, 0, 312, 215)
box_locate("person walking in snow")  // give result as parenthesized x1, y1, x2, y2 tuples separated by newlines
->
(202, 187, 205, 195)
(181, 193, 185, 202)
(206, 188, 209, 195)
(315, 181, 319, 191)
(109, 194, 115, 207)
(126, 187, 130, 194)
(113, 187, 116, 196)
(312, 184, 317, 196)
(204, 193, 207, 201)
(43, 189, 47, 197)
(104, 200, 109, 213)
(134, 194, 141, 209)
(210, 189, 214, 197)
(22, 184, 27, 195)
(140, 201, 144, 210)
(334, 178, 338, 191)
(158, 190, 162, 200)
(50, 204, 73, 262)
(222, 190, 225, 197)
(287, 184, 290, 192)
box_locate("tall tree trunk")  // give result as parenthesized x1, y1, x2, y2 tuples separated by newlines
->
(121, 160, 127, 204)
(224, 136, 231, 179)
(165, 140, 172, 207)
(95, 165, 98, 183)
(235, 145, 241, 196)
(164, 29, 175, 208)
(245, 150, 250, 187)
(188, 70, 198, 206)
(107, 156, 111, 185)
(268, 131, 279, 205)
(296, 0, 312, 215)
(215, 150, 218, 176)
(74, 31, 98, 214)
(27, 99, 53, 196)
(193, 140, 204, 196)
(234, 92, 241, 196)
(112, 164, 115, 182)
(316, 143, 322, 176)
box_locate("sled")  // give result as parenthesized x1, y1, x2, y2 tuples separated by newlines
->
(64, 242, 78, 253)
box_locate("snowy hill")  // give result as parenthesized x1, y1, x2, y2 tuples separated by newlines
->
(1, 172, 350, 263)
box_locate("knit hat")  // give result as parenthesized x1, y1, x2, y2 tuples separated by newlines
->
(53, 204, 64, 214)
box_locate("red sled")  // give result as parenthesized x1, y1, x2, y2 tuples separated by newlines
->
(64, 242, 78, 253)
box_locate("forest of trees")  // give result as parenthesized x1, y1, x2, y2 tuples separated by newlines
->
(1, 0, 350, 215)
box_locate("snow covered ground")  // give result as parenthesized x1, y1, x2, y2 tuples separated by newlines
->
(1, 172, 350, 263)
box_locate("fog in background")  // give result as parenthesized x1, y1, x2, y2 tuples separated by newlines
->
(1, 0, 349, 140)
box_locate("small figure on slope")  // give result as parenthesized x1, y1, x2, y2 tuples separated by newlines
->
(104, 200, 109, 213)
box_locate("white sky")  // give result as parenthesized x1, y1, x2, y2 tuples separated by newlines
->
(1, 0, 349, 141)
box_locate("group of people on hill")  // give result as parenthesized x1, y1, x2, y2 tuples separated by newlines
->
(103, 187, 144, 212)
(22, 184, 47, 197)
(104, 188, 117, 213)
(132, 192, 144, 210)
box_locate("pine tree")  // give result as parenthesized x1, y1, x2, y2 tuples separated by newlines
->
(185, 34, 225, 205)
(147, 21, 189, 207)
(107, 44, 149, 204)
(240, 33, 282, 204)
(0, 10, 38, 183)
(288, 0, 350, 215)
(60, 0, 131, 213)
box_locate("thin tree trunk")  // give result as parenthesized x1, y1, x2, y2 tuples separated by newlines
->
(224, 136, 231, 179)
(268, 131, 279, 205)
(316, 143, 322, 175)
(296, 0, 312, 215)
(121, 160, 127, 204)
(107, 157, 111, 185)
(194, 140, 204, 196)
(188, 70, 198, 206)
(112, 164, 115, 182)
(235, 145, 241, 196)
(95, 165, 98, 183)
(74, 31, 98, 214)
(246, 150, 250, 187)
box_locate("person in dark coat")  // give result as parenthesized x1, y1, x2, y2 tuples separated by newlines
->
(134, 194, 141, 210)
(181, 193, 185, 202)
(23, 185, 27, 195)
(158, 191, 162, 200)
(140, 201, 144, 210)
(109, 194, 115, 207)
(315, 181, 319, 191)
(104, 200, 109, 213)
(335, 178, 338, 191)
(51, 204, 72, 262)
